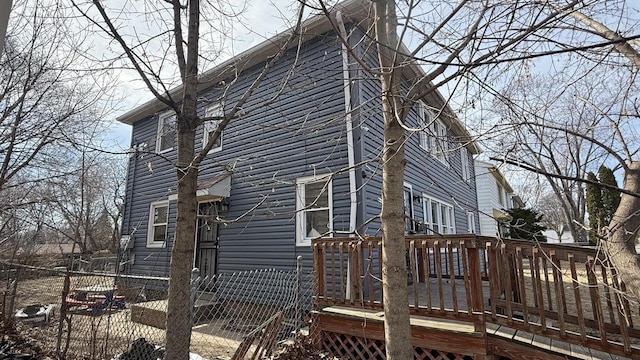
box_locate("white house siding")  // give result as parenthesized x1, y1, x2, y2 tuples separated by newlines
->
(475, 160, 512, 237)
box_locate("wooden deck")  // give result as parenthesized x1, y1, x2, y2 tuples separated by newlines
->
(312, 235, 640, 359)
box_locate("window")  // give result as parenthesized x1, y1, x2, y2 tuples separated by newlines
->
(156, 111, 176, 153)
(296, 176, 332, 246)
(147, 201, 169, 247)
(460, 147, 470, 181)
(497, 184, 504, 206)
(203, 104, 223, 151)
(418, 104, 432, 151)
(433, 120, 448, 164)
(467, 211, 476, 234)
(422, 196, 456, 234)
(418, 103, 448, 164)
(403, 184, 415, 233)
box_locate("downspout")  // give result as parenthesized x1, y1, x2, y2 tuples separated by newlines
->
(336, 11, 358, 235)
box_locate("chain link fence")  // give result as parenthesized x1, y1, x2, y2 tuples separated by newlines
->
(0, 258, 315, 359)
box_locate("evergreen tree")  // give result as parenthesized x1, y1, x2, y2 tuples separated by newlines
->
(505, 207, 548, 242)
(585, 166, 621, 245)
(585, 171, 602, 245)
(598, 166, 621, 225)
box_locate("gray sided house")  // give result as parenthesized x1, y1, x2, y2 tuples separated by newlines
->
(118, 0, 480, 288)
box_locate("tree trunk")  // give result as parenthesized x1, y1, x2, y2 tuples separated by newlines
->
(165, 125, 198, 360)
(165, 1, 200, 359)
(605, 161, 640, 299)
(374, 1, 413, 358)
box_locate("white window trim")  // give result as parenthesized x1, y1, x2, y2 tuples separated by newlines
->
(403, 182, 415, 233)
(418, 103, 431, 151)
(156, 111, 176, 153)
(147, 201, 169, 248)
(422, 194, 456, 235)
(460, 147, 470, 182)
(418, 102, 449, 166)
(296, 175, 333, 246)
(467, 211, 476, 234)
(203, 103, 223, 152)
(433, 119, 448, 165)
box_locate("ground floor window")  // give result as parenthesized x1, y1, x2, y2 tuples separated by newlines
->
(467, 211, 476, 234)
(403, 184, 415, 233)
(422, 196, 456, 234)
(296, 175, 332, 246)
(147, 201, 169, 247)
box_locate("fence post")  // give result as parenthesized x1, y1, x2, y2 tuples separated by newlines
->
(190, 268, 201, 330)
(7, 266, 20, 323)
(296, 255, 303, 332)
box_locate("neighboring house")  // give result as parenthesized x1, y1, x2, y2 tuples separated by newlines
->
(543, 225, 577, 244)
(118, 0, 481, 282)
(474, 160, 523, 237)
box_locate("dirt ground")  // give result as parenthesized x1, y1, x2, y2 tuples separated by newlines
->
(1, 274, 245, 359)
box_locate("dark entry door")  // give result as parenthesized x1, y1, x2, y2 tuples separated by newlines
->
(196, 202, 219, 280)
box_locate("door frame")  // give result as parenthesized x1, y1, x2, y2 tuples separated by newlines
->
(193, 200, 221, 280)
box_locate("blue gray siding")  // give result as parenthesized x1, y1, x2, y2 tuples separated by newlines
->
(350, 27, 480, 235)
(122, 32, 354, 276)
(121, 24, 480, 281)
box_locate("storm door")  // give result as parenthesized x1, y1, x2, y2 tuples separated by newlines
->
(196, 202, 220, 281)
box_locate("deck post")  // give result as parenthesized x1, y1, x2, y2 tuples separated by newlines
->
(313, 242, 326, 300)
(468, 245, 486, 333)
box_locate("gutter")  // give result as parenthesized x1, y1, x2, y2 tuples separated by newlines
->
(336, 11, 358, 235)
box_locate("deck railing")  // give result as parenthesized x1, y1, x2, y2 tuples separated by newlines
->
(486, 238, 640, 356)
(312, 235, 640, 357)
(313, 235, 486, 326)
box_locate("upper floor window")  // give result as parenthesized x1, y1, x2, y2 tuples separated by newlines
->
(203, 104, 223, 152)
(418, 103, 448, 165)
(418, 104, 432, 151)
(422, 195, 456, 235)
(460, 147, 470, 182)
(432, 120, 448, 164)
(156, 111, 176, 153)
(497, 184, 505, 206)
(147, 201, 169, 248)
(296, 176, 332, 246)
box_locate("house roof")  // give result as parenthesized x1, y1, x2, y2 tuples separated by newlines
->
(33, 243, 81, 255)
(116, 0, 480, 154)
(475, 159, 515, 193)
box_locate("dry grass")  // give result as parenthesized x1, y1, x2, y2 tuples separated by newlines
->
(2, 274, 247, 359)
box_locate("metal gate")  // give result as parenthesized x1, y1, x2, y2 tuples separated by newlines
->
(195, 202, 219, 282)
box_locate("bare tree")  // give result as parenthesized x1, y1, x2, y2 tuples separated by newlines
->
(71, 1, 307, 357)
(315, 0, 639, 357)
(490, 71, 614, 243)
(486, 1, 640, 298)
(536, 193, 570, 242)
(40, 151, 123, 254)
(0, 0, 110, 211)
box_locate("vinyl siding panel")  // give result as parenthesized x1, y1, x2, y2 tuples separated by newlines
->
(475, 161, 502, 237)
(351, 27, 479, 236)
(121, 23, 481, 286)
(121, 32, 352, 276)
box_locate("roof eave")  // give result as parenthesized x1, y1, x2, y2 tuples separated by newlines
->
(116, 0, 371, 125)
